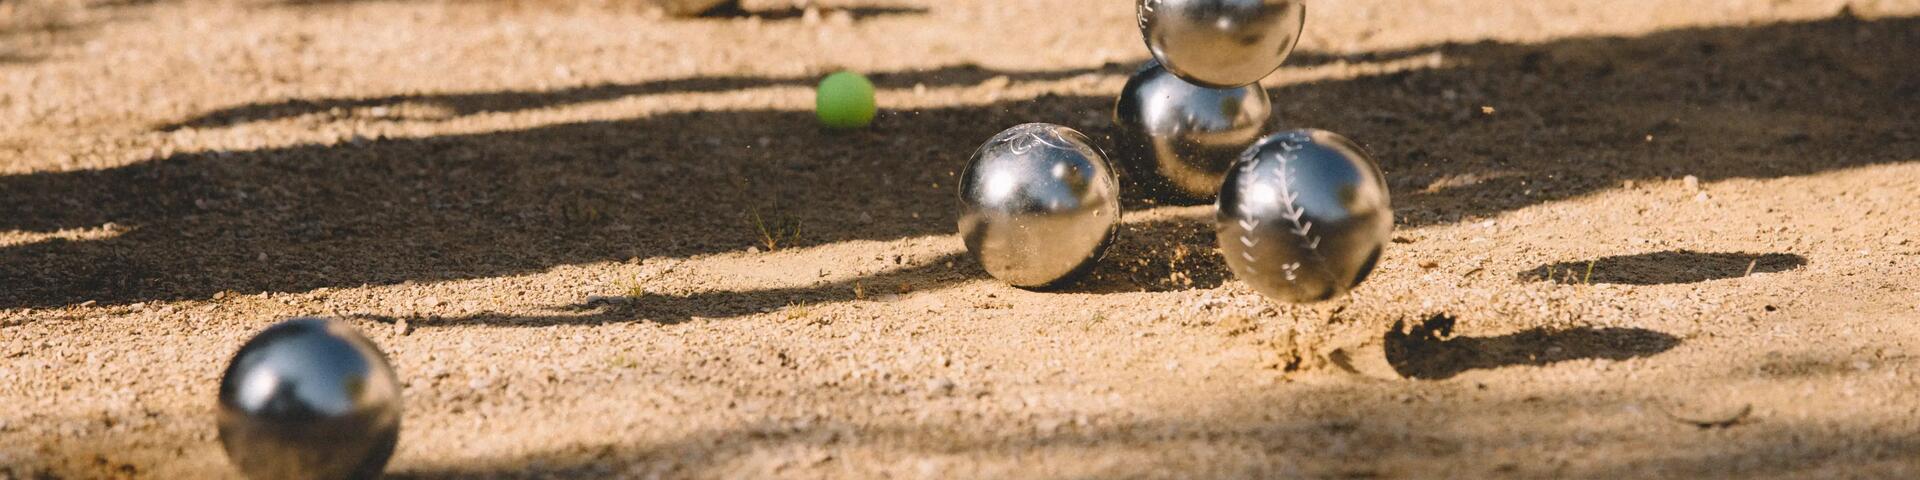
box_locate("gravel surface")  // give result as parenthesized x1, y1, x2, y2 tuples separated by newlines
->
(3, 0, 1919, 478)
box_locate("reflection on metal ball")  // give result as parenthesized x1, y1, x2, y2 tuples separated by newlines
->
(1113, 60, 1272, 201)
(959, 123, 1122, 288)
(1217, 129, 1391, 303)
(218, 318, 402, 480)
(1136, 0, 1306, 88)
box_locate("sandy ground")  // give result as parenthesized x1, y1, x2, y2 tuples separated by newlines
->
(3, 0, 1920, 478)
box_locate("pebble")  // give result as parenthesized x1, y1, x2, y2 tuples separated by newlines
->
(980, 75, 1011, 91)
(393, 318, 411, 336)
(827, 10, 854, 25)
(1682, 175, 1700, 192)
(926, 377, 956, 396)
(1036, 417, 1063, 434)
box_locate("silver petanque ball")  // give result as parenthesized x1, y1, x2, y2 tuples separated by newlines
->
(1136, 0, 1306, 88)
(1113, 59, 1272, 201)
(959, 123, 1122, 288)
(1217, 129, 1391, 303)
(218, 317, 402, 480)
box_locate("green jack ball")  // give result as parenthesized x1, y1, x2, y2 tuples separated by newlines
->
(816, 71, 877, 129)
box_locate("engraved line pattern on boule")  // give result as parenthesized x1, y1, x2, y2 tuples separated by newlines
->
(1275, 142, 1333, 288)
(1006, 123, 1077, 155)
(1137, 0, 1155, 31)
(1234, 144, 1261, 275)
(1271, 149, 1321, 252)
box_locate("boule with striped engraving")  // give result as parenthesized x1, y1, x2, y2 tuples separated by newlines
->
(1215, 129, 1391, 303)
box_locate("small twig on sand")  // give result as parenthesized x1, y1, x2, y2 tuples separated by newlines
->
(1744, 259, 1758, 277)
(1662, 403, 1752, 429)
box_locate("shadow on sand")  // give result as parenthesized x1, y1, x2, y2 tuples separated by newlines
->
(1519, 250, 1807, 285)
(1384, 313, 1681, 380)
(3, 15, 1916, 310)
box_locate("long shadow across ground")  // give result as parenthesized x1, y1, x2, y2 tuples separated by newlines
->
(152, 48, 1428, 132)
(2, 15, 1916, 310)
(1519, 250, 1808, 285)
(364, 378, 1917, 478)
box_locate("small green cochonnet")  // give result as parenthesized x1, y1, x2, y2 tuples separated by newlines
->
(815, 71, 876, 129)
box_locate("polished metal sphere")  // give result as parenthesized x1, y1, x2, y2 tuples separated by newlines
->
(218, 318, 402, 480)
(958, 123, 1122, 288)
(1136, 0, 1306, 88)
(1216, 129, 1391, 303)
(1112, 60, 1272, 201)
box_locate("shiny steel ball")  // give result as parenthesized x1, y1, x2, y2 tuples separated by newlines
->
(1136, 0, 1306, 88)
(218, 318, 402, 480)
(958, 123, 1122, 288)
(1216, 129, 1391, 303)
(1112, 60, 1272, 201)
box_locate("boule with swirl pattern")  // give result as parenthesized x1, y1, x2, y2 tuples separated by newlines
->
(958, 123, 1122, 288)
